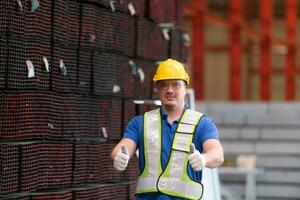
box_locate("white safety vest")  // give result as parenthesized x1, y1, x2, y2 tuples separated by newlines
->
(136, 108, 204, 200)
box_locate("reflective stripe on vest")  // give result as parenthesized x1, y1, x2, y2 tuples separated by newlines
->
(136, 108, 162, 193)
(136, 108, 204, 200)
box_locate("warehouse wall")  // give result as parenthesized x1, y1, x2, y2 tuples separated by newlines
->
(0, 0, 188, 199)
(197, 102, 300, 200)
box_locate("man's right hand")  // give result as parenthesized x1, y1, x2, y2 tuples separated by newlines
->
(113, 144, 129, 171)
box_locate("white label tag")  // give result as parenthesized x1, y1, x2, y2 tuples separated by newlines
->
(89, 34, 96, 42)
(101, 127, 108, 138)
(17, 0, 23, 12)
(182, 33, 190, 46)
(26, 60, 35, 78)
(113, 85, 121, 93)
(137, 68, 145, 83)
(43, 56, 49, 72)
(129, 60, 137, 75)
(162, 29, 170, 41)
(109, 0, 116, 12)
(59, 59, 67, 76)
(31, 0, 40, 12)
(48, 123, 54, 129)
(128, 2, 136, 16)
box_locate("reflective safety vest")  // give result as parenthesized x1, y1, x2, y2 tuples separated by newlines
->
(136, 108, 204, 200)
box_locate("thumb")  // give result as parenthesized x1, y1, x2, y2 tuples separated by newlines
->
(121, 144, 129, 155)
(190, 143, 195, 154)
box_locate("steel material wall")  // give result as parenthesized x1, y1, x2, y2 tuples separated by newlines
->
(0, 0, 187, 199)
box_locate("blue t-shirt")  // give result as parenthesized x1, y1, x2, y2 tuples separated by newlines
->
(124, 107, 220, 200)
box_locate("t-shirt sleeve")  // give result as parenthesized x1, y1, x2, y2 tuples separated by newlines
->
(123, 115, 143, 146)
(198, 116, 220, 144)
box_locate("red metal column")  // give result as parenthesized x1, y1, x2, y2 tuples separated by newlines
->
(189, 0, 206, 100)
(259, 0, 273, 100)
(229, 0, 241, 100)
(244, 0, 254, 100)
(285, 0, 297, 100)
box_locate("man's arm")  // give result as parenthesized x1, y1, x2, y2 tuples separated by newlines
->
(202, 139, 224, 168)
(111, 138, 137, 160)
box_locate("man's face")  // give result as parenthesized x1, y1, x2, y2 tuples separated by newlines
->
(157, 80, 187, 110)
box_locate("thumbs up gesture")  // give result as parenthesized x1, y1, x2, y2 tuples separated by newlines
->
(188, 143, 206, 171)
(113, 144, 129, 171)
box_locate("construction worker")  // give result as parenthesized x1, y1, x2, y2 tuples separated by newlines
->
(111, 58, 224, 200)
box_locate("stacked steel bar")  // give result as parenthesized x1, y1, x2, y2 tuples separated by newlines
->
(80, 4, 135, 56)
(0, 35, 7, 88)
(43, 143, 73, 189)
(21, 143, 39, 192)
(51, 45, 78, 93)
(92, 52, 130, 97)
(170, 28, 190, 62)
(3, 0, 52, 90)
(123, 99, 136, 131)
(98, 143, 138, 183)
(0, 0, 8, 35)
(24, 0, 52, 40)
(77, 50, 93, 94)
(150, 0, 176, 24)
(137, 19, 169, 60)
(72, 144, 89, 185)
(62, 94, 81, 138)
(31, 190, 73, 199)
(0, 91, 48, 141)
(73, 186, 102, 199)
(107, 98, 123, 140)
(51, 0, 80, 93)
(175, 0, 186, 26)
(133, 59, 157, 99)
(47, 92, 64, 138)
(0, 144, 19, 195)
(77, 96, 101, 137)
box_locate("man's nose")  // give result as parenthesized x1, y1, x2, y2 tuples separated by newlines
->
(166, 86, 174, 93)
(166, 84, 174, 91)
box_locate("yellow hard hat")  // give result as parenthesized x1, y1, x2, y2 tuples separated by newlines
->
(153, 59, 190, 84)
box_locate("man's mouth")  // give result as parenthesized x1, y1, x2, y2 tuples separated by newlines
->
(166, 96, 175, 100)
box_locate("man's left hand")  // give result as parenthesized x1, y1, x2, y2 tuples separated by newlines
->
(188, 143, 206, 171)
